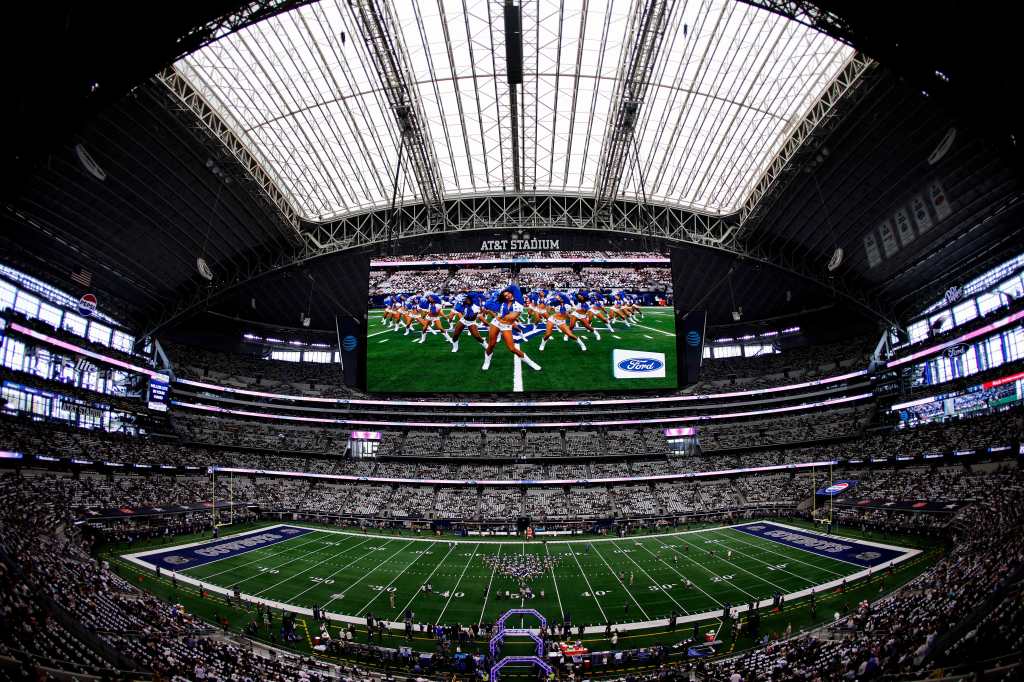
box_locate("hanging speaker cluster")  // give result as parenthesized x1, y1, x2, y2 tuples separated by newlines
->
(503, 2, 523, 85)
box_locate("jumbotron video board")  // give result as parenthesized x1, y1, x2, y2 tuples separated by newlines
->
(365, 251, 677, 393)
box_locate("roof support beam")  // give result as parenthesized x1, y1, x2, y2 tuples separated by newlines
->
(594, 0, 674, 209)
(734, 51, 876, 230)
(142, 194, 896, 335)
(351, 0, 445, 215)
(155, 67, 305, 240)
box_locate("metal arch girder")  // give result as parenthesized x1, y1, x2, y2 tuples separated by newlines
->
(155, 67, 305, 240)
(735, 51, 876, 229)
(143, 194, 893, 335)
(351, 0, 446, 211)
(594, 0, 674, 209)
(736, 0, 856, 44)
(301, 195, 738, 257)
(174, 1, 322, 60)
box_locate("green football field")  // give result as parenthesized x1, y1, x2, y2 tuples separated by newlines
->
(365, 306, 678, 393)
(127, 522, 913, 632)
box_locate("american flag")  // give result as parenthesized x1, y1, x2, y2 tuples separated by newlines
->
(70, 268, 92, 287)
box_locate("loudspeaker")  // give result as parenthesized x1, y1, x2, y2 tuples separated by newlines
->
(504, 3, 523, 85)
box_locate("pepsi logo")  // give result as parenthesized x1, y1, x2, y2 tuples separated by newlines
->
(617, 358, 664, 372)
(824, 482, 849, 494)
(78, 293, 98, 317)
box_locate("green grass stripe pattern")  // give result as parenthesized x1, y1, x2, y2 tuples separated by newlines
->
(128, 523, 893, 631)
(365, 306, 678, 393)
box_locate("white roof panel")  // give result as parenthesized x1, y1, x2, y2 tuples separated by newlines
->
(174, 0, 854, 221)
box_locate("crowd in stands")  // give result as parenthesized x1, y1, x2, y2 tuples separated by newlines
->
(369, 265, 671, 299)
(696, 335, 874, 392)
(373, 251, 667, 263)
(708, 467, 1024, 682)
(699, 405, 871, 451)
(0, 472, 343, 681)
(0, 453, 1021, 679)
(2, 308, 147, 367)
(164, 341, 350, 399)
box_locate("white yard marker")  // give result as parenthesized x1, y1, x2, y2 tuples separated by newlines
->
(378, 338, 390, 344)
(196, 532, 334, 582)
(545, 543, 566, 620)
(634, 323, 676, 337)
(478, 545, 502, 626)
(591, 543, 650, 620)
(513, 344, 524, 392)
(644, 334, 653, 339)
(611, 539, 688, 615)
(437, 543, 481, 622)
(277, 537, 379, 603)
(354, 542, 446, 617)
(321, 541, 412, 609)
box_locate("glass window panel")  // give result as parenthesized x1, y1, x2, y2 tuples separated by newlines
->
(87, 322, 112, 346)
(952, 300, 977, 325)
(62, 313, 87, 337)
(13, 291, 40, 318)
(37, 302, 62, 328)
(172, 0, 854, 220)
(0, 280, 16, 312)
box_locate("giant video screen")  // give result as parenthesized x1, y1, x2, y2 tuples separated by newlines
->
(366, 252, 677, 393)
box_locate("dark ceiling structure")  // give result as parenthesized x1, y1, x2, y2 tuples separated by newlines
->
(1, 1, 1020, 336)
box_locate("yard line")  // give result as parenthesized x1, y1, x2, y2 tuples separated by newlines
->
(545, 543, 565, 620)
(591, 543, 650, 621)
(354, 541, 447, 617)
(654, 540, 731, 609)
(648, 539, 759, 603)
(632, 322, 676, 337)
(321, 541, 412, 609)
(437, 543, 481, 622)
(643, 334, 653, 339)
(613, 334, 622, 339)
(513, 344, 523, 392)
(665, 536, 786, 597)
(711, 529, 847, 577)
(611, 539, 687, 615)
(268, 537, 378, 601)
(378, 338, 390, 344)
(367, 328, 395, 338)
(478, 545, 501, 626)
(399, 543, 458, 623)
(193, 531, 335, 582)
(698, 531, 823, 590)
(566, 546, 608, 623)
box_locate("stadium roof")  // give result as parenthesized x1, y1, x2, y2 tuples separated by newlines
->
(172, 0, 854, 221)
(3, 1, 1023, 332)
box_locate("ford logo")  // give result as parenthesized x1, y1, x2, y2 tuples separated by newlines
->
(617, 358, 664, 372)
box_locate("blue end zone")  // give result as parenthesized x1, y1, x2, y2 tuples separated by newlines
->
(139, 526, 315, 571)
(733, 522, 905, 567)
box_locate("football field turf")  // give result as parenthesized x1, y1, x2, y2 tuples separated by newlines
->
(127, 521, 917, 633)
(365, 306, 678, 393)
